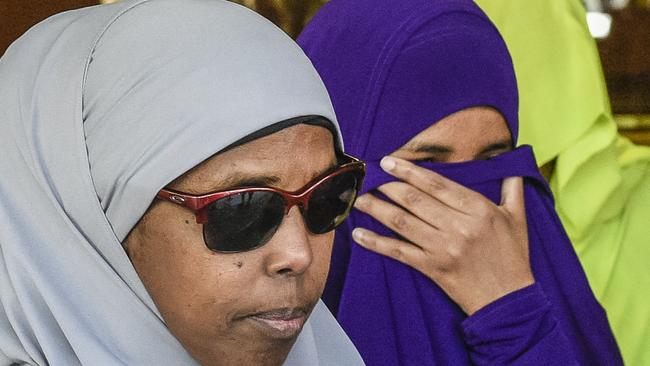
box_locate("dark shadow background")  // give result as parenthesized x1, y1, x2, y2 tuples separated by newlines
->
(1, 0, 97, 54)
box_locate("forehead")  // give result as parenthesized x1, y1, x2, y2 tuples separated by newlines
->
(406, 107, 510, 146)
(170, 124, 337, 193)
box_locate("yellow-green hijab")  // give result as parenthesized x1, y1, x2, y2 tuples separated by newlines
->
(476, 0, 650, 364)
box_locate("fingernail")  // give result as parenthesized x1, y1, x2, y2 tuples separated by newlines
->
(352, 228, 365, 242)
(380, 156, 397, 172)
(354, 195, 368, 208)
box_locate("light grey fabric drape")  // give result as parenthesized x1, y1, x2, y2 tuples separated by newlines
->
(0, 0, 363, 364)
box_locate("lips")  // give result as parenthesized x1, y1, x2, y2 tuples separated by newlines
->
(245, 307, 309, 339)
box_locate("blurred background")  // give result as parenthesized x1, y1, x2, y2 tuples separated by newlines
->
(1, 0, 648, 144)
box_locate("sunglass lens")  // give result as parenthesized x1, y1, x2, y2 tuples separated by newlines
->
(305, 170, 360, 234)
(203, 191, 285, 252)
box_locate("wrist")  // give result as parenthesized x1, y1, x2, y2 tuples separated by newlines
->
(463, 276, 535, 315)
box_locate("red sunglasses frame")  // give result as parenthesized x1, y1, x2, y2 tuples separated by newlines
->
(156, 154, 365, 224)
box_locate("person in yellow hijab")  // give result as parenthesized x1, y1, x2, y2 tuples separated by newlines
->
(475, 0, 650, 364)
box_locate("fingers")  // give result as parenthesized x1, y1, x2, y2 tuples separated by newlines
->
(380, 156, 487, 215)
(351, 227, 427, 272)
(500, 176, 526, 222)
(354, 193, 446, 250)
(376, 181, 462, 230)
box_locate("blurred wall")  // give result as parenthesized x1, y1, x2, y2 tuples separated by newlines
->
(230, 0, 326, 38)
(598, 8, 650, 114)
(0, 0, 97, 56)
(1, 0, 648, 144)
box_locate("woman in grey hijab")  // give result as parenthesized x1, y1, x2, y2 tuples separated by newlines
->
(0, 0, 365, 365)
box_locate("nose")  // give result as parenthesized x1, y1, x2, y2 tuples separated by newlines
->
(263, 206, 314, 277)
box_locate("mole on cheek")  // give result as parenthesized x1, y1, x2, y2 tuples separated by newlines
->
(184, 220, 190, 224)
(233, 261, 243, 269)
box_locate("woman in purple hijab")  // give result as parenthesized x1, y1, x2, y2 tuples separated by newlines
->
(298, 0, 622, 364)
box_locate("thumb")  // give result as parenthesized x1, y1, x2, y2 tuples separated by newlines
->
(500, 176, 525, 220)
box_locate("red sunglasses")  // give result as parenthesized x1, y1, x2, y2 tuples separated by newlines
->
(157, 154, 365, 253)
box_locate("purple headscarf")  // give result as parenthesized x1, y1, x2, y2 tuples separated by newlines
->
(298, 0, 622, 364)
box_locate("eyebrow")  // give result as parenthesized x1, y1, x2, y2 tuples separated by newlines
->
(410, 143, 453, 154)
(212, 161, 340, 192)
(221, 175, 282, 188)
(478, 140, 512, 155)
(406, 139, 512, 156)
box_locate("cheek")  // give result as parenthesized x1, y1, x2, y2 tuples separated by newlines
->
(126, 211, 260, 340)
(308, 231, 335, 291)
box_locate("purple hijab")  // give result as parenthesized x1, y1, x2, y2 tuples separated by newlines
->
(298, 0, 622, 364)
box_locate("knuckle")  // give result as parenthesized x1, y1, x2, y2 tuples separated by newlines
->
(400, 165, 415, 179)
(476, 209, 500, 233)
(465, 228, 480, 241)
(403, 187, 422, 206)
(462, 216, 490, 241)
(427, 175, 445, 191)
(390, 212, 409, 231)
(390, 247, 404, 261)
(454, 222, 475, 241)
(446, 243, 465, 260)
(437, 251, 458, 272)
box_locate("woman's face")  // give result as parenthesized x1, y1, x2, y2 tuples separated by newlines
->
(124, 124, 338, 366)
(391, 107, 512, 162)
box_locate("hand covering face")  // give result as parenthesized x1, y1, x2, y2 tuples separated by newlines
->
(0, 0, 363, 364)
(298, 0, 622, 364)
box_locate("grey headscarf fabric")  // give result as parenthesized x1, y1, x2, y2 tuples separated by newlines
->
(0, 0, 364, 364)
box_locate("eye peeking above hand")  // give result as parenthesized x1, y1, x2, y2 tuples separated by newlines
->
(408, 148, 511, 164)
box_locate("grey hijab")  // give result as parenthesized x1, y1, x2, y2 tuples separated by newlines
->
(0, 0, 363, 364)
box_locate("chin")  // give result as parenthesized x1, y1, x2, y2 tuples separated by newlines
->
(189, 337, 297, 366)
